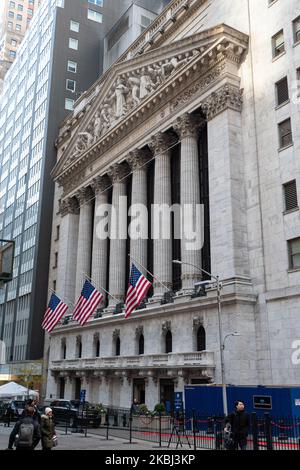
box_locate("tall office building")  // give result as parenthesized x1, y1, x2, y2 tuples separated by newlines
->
(0, 0, 42, 92)
(0, 0, 167, 365)
(46, 0, 300, 408)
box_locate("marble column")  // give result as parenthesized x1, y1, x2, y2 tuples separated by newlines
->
(127, 149, 150, 276)
(107, 163, 129, 307)
(150, 132, 174, 297)
(203, 85, 249, 279)
(57, 198, 79, 304)
(174, 113, 203, 291)
(75, 187, 94, 299)
(91, 175, 110, 306)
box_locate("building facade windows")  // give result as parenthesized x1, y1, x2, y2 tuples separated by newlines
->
(283, 180, 298, 212)
(70, 20, 80, 32)
(88, 0, 103, 6)
(65, 98, 74, 111)
(165, 331, 172, 354)
(288, 238, 300, 269)
(87, 9, 103, 23)
(275, 77, 289, 106)
(66, 79, 76, 92)
(16, 24, 21, 31)
(293, 16, 300, 43)
(278, 118, 293, 148)
(272, 30, 285, 58)
(68, 38, 78, 50)
(67, 60, 77, 73)
(197, 326, 206, 352)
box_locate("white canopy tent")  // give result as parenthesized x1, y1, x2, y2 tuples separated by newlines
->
(0, 381, 39, 400)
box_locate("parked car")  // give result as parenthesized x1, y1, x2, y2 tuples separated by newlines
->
(0, 400, 26, 420)
(49, 399, 101, 428)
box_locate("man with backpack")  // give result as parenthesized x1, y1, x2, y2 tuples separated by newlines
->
(7, 406, 41, 451)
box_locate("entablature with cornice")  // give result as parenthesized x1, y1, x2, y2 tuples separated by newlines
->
(53, 25, 248, 196)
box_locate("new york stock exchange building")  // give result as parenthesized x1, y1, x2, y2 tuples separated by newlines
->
(44, 0, 300, 409)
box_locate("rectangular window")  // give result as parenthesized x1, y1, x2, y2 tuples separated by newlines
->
(87, 9, 103, 23)
(16, 24, 21, 31)
(283, 180, 298, 212)
(9, 50, 16, 58)
(278, 118, 293, 148)
(65, 98, 74, 111)
(293, 16, 300, 43)
(70, 20, 80, 32)
(272, 30, 285, 58)
(53, 252, 58, 269)
(11, 39, 17, 46)
(16, 14, 22, 20)
(68, 38, 78, 50)
(8, 11, 14, 18)
(66, 79, 76, 92)
(297, 68, 300, 96)
(17, 4, 23, 10)
(28, 8, 33, 15)
(88, 0, 103, 6)
(55, 225, 60, 241)
(9, 1, 15, 7)
(8, 21, 13, 29)
(288, 238, 300, 269)
(276, 77, 289, 105)
(67, 60, 77, 73)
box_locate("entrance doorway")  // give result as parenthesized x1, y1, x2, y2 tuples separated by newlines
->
(160, 379, 174, 413)
(133, 379, 145, 405)
(75, 378, 81, 400)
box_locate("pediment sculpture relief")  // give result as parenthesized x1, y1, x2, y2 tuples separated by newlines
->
(68, 50, 200, 165)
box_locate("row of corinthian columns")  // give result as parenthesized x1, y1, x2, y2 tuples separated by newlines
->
(58, 113, 205, 309)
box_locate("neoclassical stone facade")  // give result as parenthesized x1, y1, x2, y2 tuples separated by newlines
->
(44, 0, 300, 408)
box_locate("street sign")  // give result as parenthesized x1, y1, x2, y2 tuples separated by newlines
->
(174, 392, 183, 412)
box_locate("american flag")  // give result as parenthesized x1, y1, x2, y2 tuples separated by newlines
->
(42, 293, 69, 333)
(73, 279, 103, 326)
(125, 264, 151, 319)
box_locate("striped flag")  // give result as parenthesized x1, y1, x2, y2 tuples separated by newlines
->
(73, 279, 103, 326)
(42, 293, 69, 333)
(125, 264, 151, 319)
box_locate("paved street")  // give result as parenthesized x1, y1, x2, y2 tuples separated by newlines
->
(0, 423, 194, 451)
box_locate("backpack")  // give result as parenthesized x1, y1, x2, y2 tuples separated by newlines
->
(17, 422, 34, 448)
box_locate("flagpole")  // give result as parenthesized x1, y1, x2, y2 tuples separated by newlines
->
(83, 273, 121, 304)
(128, 255, 171, 292)
(49, 288, 76, 309)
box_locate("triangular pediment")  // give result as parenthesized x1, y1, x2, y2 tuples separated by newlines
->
(53, 24, 248, 180)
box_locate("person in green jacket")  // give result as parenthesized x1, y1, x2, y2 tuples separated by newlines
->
(40, 407, 56, 451)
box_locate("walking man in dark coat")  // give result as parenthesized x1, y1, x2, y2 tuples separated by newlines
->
(224, 400, 250, 450)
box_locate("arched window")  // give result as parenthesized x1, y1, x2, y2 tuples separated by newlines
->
(61, 339, 66, 359)
(138, 334, 144, 355)
(95, 340, 100, 357)
(165, 330, 172, 354)
(116, 337, 120, 356)
(197, 326, 206, 352)
(76, 336, 82, 358)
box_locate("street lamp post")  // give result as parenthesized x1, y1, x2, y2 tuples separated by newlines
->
(172, 260, 228, 415)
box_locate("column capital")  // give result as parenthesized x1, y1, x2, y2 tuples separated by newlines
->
(148, 131, 177, 156)
(75, 186, 93, 205)
(91, 175, 111, 195)
(59, 197, 79, 217)
(127, 148, 151, 171)
(107, 162, 130, 184)
(201, 84, 243, 121)
(174, 113, 205, 139)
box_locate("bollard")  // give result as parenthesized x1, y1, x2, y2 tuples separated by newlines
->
(192, 410, 196, 451)
(264, 413, 273, 451)
(251, 413, 259, 451)
(106, 412, 109, 440)
(129, 412, 133, 444)
(159, 411, 162, 448)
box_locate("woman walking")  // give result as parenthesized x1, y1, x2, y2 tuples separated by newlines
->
(41, 407, 56, 451)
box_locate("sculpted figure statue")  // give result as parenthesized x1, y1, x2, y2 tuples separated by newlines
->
(161, 55, 189, 79)
(112, 77, 129, 118)
(139, 66, 156, 99)
(128, 73, 141, 106)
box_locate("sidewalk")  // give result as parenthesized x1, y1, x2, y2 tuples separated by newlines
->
(0, 423, 195, 450)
